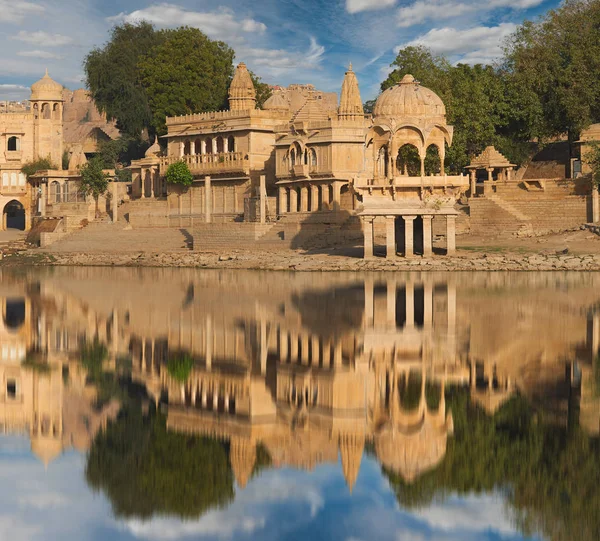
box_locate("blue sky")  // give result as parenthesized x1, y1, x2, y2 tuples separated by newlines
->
(0, 0, 560, 102)
(0, 434, 541, 541)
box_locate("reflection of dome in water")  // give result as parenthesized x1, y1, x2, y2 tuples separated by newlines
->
(339, 434, 364, 493)
(230, 438, 256, 489)
(31, 437, 63, 468)
(373, 74, 446, 121)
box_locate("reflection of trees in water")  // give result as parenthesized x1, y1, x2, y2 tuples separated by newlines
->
(292, 285, 364, 339)
(86, 405, 235, 519)
(383, 387, 600, 541)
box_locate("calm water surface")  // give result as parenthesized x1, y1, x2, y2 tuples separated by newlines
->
(1, 268, 599, 541)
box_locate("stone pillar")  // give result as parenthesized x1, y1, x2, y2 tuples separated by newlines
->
(387, 279, 397, 328)
(592, 187, 599, 223)
(190, 140, 196, 155)
(212, 139, 218, 154)
(320, 184, 329, 210)
(422, 215, 433, 257)
(201, 140, 207, 155)
(487, 168, 494, 182)
(363, 217, 374, 259)
(180, 141, 185, 157)
(310, 185, 320, 211)
(403, 215, 416, 258)
(224, 137, 229, 153)
(332, 182, 342, 211)
(300, 186, 309, 212)
(405, 281, 415, 328)
(112, 181, 118, 222)
(446, 215, 456, 255)
(507, 167, 513, 181)
(424, 281, 433, 328)
(333, 342, 342, 367)
(420, 156, 425, 177)
(386, 216, 396, 259)
(279, 329, 289, 362)
(311, 336, 320, 365)
(259, 175, 266, 224)
(469, 170, 476, 197)
(260, 317, 268, 374)
(322, 341, 331, 366)
(301, 335, 310, 365)
(278, 187, 287, 214)
(40, 184, 47, 217)
(205, 316, 212, 371)
(290, 333, 299, 363)
(364, 276, 374, 327)
(149, 169, 155, 199)
(289, 187, 298, 213)
(140, 170, 145, 199)
(205, 176, 212, 223)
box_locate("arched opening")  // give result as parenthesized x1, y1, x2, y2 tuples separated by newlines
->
(377, 146, 388, 177)
(303, 148, 309, 165)
(183, 141, 191, 155)
(33, 103, 39, 120)
(290, 148, 296, 167)
(2, 200, 25, 231)
(227, 135, 235, 152)
(216, 136, 224, 153)
(397, 144, 420, 176)
(309, 148, 317, 167)
(425, 144, 442, 175)
(7, 136, 20, 152)
(41, 103, 51, 120)
(205, 137, 213, 154)
(3, 299, 26, 330)
(51, 181, 61, 203)
(194, 138, 203, 155)
(52, 103, 60, 120)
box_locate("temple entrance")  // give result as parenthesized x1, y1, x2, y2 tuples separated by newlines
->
(2, 200, 25, 231)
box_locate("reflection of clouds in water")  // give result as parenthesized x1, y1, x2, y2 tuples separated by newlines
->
(0, 514, 42, 541)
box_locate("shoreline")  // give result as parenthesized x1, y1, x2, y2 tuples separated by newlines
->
(2, 249, 600, 271)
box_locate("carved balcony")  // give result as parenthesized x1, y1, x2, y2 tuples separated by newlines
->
(160, 152, 249, 176)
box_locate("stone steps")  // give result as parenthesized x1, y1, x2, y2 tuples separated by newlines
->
(192, 223, 276, 250)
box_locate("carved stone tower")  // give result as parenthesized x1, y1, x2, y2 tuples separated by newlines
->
(338, 63, 364, 120)
(30, 70, 64, 167)
(228, 62, 256, 111)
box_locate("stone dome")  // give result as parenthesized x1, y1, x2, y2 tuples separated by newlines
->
(263, 92, 289, 111)
(373, 74, 445, 121)
(31, 69, 64, 101)
(145, 136, 161, 158)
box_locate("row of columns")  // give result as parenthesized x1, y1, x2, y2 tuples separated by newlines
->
(278, 182, 343, 214)
(362, 214, 456, 259)
(278, 329, 343, 368)
(185, 380, 236, 414)
(180, 137, 234, 157)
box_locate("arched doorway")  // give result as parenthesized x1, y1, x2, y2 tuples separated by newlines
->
(2, 200, 25, 231)
(3, 299, 26, 330)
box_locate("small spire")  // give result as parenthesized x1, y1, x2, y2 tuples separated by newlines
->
(45, 67, 49, 76)
(348, 62, 353, 71)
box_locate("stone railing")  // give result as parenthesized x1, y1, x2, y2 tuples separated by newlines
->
(160, 152, 249, 175)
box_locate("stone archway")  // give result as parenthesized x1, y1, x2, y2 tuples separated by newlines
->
(2, 200, 26, 231)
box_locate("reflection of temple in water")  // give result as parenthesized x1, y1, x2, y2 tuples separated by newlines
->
(1, 268, 600, 486)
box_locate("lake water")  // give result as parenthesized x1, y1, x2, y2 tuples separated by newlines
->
(1, 268, 599, 541)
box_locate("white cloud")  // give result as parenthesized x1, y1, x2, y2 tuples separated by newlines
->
(13, 31, 74, 47)
(109, 3, 266, 42)
(0, 0, 44, 24)
(399, 23, 517, 64)
(396, 0, 545, 27)
(17, 50, 64, 60)
(346, 0, 397, 14)
(0, 515, 42, 541)
(17, 492, 69, 510)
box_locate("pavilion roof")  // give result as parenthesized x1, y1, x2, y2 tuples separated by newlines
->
(467, 146, 515, 169)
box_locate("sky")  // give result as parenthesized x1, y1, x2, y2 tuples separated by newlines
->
(0, 0, 561, 102)
(0, 434, 541, 541)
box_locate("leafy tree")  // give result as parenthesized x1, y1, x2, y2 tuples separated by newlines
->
(137, 27, 235, 135)
(363, 99, 376, 114)
(249, 70, 272, 109)
(584, 142, 600, 191)
(80, 157, 110, 217)
(167, 354, 194, 383)
(86, 405, 234, 519)
(165, 160, 193, 187)
(84, 22, 160, 138)
(21, 157, 58, 179)
(504, 0, 600, 145)
(62, 150, 70, 170)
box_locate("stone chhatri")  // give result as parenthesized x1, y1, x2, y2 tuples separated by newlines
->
(228, 62, 256, 111)
(468, 146, 515, 169)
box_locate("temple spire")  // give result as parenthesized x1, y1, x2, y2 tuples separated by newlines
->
(339, 62, 363, 120)
(339, 433, 364, 493)
(229, 62, 256, 111)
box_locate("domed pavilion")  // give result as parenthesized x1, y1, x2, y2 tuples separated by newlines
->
(353, 74, 469, 259)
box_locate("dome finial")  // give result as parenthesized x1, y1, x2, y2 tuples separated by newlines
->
(348, 62, 353, 71)
(45, 67, 49, 77)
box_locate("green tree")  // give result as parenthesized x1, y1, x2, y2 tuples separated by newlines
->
(584, 142, 600, 191)
(80, 157, 110, 217)
(21, 157, 58, 179)
(165, 160, 193, 187)
(137, 27, 235, 135)
(86, 406, 235, 519)
(167, 354, 194, 383)
(504, 0, 600, 145)
(84, 22, 161, 138)
(250, 71, 272, 109)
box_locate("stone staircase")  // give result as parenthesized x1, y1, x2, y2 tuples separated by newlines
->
(192, 223, 277, 251)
